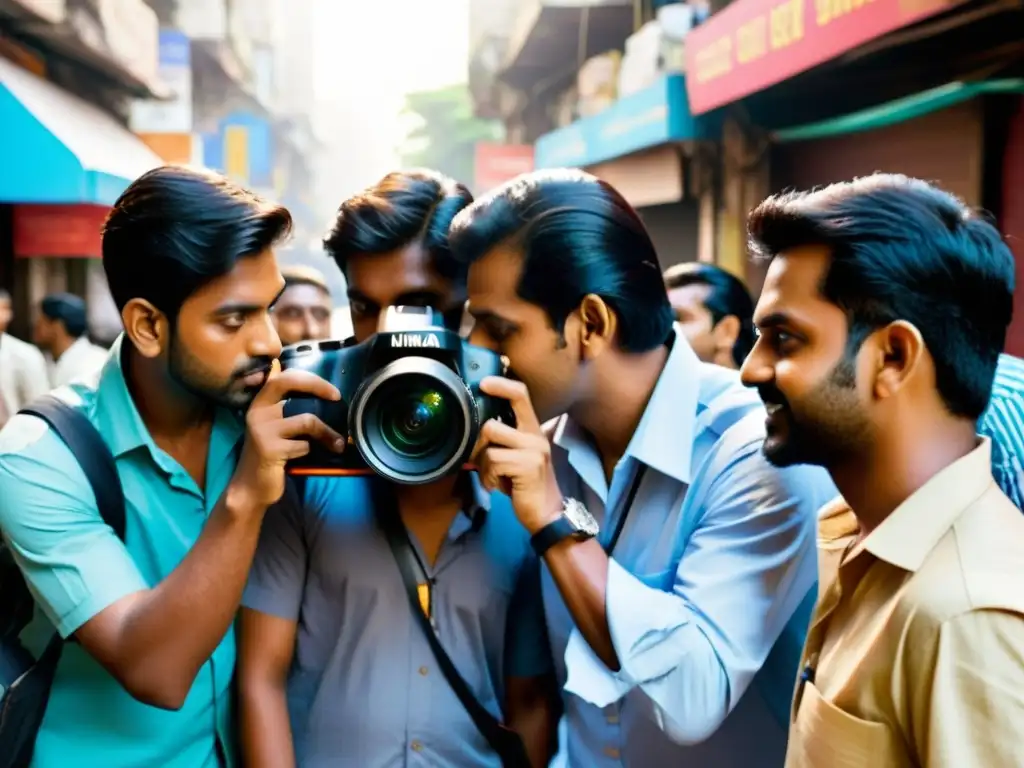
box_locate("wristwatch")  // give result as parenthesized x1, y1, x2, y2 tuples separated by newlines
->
(530, 498, 600, 557)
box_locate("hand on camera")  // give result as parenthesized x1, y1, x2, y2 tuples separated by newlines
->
(472, 376, 563, 534)
(232, 367, 345, 508)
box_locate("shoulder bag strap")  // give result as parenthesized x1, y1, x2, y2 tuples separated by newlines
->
(374, 482, 530, 768)
(19, 394, 126, 658)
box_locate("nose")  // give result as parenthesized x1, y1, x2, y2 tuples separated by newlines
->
(252, 312, 283, 360)
(739, 343, 771, 389)
(299, 311, 317, 341)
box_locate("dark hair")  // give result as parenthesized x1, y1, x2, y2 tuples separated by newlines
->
(102, 166, 292, 315)
(323, 169, 473, 283)
(664, 262, 755, 365)
(0, 289, 10, 302)
(748, 173, 1015, 420)
(40, 293, 88, 337)
(448, 169, 674, 353)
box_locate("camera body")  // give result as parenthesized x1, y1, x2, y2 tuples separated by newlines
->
(281, 306, 513, 485)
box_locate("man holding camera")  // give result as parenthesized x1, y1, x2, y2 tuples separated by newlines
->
(449, 170, 838, 767)
(0, 167, 343, 767)
(238, 170, 558, 767)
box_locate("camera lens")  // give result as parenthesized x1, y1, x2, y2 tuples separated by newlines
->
(380, 387, 450, 457)
(353, 361, 474, 485)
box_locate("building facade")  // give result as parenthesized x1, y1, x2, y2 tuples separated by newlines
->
(468, 0, 1024, 355)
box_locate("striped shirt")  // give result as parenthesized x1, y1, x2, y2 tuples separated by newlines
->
(979, 354, 1024, 510)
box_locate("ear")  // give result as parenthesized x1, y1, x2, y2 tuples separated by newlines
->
(871, 320, 925, 400)
(576, 293, 616, 360)
(121, 298, 170, 359)
(711, 314, 740, 357)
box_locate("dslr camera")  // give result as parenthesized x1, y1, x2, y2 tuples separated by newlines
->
(281, 306, 514, 485)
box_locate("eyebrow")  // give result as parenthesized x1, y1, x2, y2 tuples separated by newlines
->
(469, 307, 517, 328)
(753, 312, 791, 330)
(346, 289, 445, 307)
(214, 285, 287, 317)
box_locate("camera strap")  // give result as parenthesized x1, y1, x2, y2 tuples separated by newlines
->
(603, 463, 648, 555)
(374, 481, 531, 768)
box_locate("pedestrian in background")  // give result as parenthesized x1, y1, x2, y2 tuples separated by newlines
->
(33, 292, 108, 388)
(664, 261, 756, 370)
(273, 265, 334, 347)
(0, 288, 49, 424)
(980, 352, 1024, 510)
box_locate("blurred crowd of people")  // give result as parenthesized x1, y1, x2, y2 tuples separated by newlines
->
(0, 165, 1021, 768)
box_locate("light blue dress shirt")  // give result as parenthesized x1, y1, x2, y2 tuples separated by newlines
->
(0, 336, 241, 768)
(543, 331, 838, 768)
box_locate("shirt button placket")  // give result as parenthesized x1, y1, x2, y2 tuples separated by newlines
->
(601, 705, 623, 764)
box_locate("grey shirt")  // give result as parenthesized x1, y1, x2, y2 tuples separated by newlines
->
(242, 474, 551, 768)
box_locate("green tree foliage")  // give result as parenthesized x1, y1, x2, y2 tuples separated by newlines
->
(397, 84, 503, 187)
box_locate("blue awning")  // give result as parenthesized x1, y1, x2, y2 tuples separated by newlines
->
(534, 74, 719, 169)
(0, 56, 163, 206)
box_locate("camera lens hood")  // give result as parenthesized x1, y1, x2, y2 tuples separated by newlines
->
(350, 356, 476, 485)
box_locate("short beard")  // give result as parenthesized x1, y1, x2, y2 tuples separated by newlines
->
(168, 332, 251, 411)
(763, 355, 872, 469)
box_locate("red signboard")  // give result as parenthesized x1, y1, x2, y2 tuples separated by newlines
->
(685, 0, 961, 115)
(13, 204, 109, 258)
(474, 143, 535, 195)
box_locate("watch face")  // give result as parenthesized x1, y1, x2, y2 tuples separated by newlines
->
(564, 498, 599, 537)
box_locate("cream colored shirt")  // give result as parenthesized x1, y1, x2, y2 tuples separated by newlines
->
(50, 336, 108, 388)
(0, 332, 49, 419)
(786, 439, 1024, 768)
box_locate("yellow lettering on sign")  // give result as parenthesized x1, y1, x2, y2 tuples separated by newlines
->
(816, 0, 874, 26)
(736, 16, 768, 64)
(770, 0, 805, 49)
(223, 125, 249, 184)
(694, 35, 734, 84)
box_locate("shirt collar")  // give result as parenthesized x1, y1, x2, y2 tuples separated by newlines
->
(66, 335, 90, 355)
(94, 335, 244, 476)
(438, 472, 490, 541)
(834, 438, 996, 572)
(552, 328, 700, 485)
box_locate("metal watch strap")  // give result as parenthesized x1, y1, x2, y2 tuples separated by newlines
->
(531, 464, 648, 558)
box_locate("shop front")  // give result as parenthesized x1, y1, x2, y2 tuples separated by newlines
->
(998, 94, 1024, 356)
(0, 54, 163, 340)
(682, 0, 1024, 318)
(533, 73, 717, 269)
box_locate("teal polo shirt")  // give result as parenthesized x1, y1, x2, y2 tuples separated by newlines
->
(0, 336, 243, 768)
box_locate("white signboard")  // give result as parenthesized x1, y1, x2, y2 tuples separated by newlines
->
(130, 30, 192, 134)
(98, 0, 159, 85)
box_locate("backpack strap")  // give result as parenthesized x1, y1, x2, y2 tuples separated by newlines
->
(19, 395, 126, 541)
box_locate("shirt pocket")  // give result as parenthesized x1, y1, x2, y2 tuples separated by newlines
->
(790, 681, 898, 768)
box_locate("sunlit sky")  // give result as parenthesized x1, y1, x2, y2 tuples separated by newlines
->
(311, 0, 470, 203)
